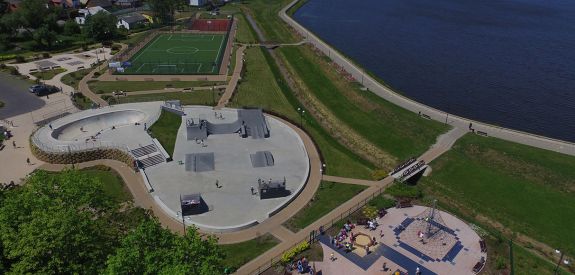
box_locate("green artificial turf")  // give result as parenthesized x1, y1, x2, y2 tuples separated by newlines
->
(120, 33, 227, 75)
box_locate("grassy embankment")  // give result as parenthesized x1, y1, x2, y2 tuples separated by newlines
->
(422, 134, 575, 258)
(231, 29, 374, 179)
(283, 181, 367, 232)
(148, 110, 181, 156)
(30, 68, 67, 80)
(278, 46, 449, 164)
(219, 234, 279, 271)
(88, 81, 224, 94)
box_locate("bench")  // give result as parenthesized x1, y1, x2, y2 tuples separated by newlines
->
(396, 199, 413, 209)
(479, 239, 487, 252)
(473, 256, 486, 273)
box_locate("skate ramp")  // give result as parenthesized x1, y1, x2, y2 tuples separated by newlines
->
(51, 110, 146, 141)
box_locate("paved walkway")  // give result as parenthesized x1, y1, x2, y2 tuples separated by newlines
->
(322, 175, 378, 186)
(100, 85, 228, 96)
(279, 0, 575, 157)
(216, 45, 246, 109)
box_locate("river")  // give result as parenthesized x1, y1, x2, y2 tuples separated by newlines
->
(293, 0, 575, 142)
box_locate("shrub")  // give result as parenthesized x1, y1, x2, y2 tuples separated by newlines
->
(385, 182, 422, 199)
(280, 241, 310, 264)
(93, 71, 101, 77)
(362, 205, 378, 219)
(111, 44, 121, 51)
(15, 55, 25, 63)
(8, 67, 19, 75)
(371, 169, 388, 180)
(495, 256, 506, 270)
(42, 52, 50, 58)
(0, 64, 6, 69)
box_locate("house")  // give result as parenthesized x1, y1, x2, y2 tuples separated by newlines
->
(75, 6, 109, 25)
(114, 0, 140, 8)
(189, 0, 208, 7)
(49, 0, 80, 9)
(86, 0, 112, 8)
(116, 13, 148, 30)
(7, 0, 22, 12)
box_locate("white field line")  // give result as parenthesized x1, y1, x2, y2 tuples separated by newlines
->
(213, 35, 225, 73)
(131, 35, 162, 63)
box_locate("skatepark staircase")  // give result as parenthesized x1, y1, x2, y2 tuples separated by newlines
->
(130, 144, 166, 169)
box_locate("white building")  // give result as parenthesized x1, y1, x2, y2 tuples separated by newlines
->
(189, 0, 208, 7)
(116, 13, 148, 30)
(75, 6, 109, 25)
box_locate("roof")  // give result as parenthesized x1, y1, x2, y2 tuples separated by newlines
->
(86, 0, 112, 7)
(118, 13, 147, 24)
(79, 6, 109, 16)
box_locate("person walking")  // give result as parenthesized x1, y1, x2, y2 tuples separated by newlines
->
(250, 186, 254, 195)
(26, 158, 30, 165)
(12, 141, 16, 149)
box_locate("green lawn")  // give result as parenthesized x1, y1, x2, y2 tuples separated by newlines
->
(71, 93, 94, 110)
(241, 0, 298, 43)
(421, 134, 575, 256)
(235, 13, 258, 44)
(284, 181, 367, 232)
(279, 46, 449, 165)
(78, 166, 132, 203)
(31, 68, 67, 80)
(121, 33, 226, 75)
(114, 90, 221, 106)
(89, 80, 223, 94)
(231, 47, 374, 179)
(61, 68, 92, 90)
(219, 234, 279, 271)
(148, 110, 182, 156)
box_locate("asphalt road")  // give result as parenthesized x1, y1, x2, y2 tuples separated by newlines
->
(0, 73, 45, 119)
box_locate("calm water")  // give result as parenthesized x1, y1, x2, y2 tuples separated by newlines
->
(294, 0, 575, 142)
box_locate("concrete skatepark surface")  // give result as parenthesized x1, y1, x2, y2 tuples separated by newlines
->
(33, 102, 162, 153)
(33, 103, 310, 232)
(147, 106, 310, 232)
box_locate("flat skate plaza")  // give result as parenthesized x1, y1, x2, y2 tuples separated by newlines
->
(147, 106, 309, 231)
(33, 102, 310, 232)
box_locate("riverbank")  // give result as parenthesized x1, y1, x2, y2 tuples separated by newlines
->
(282, 0, 575, 157)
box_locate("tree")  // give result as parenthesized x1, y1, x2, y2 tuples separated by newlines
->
(148, 0, 185, 25)
(63, 20, 81, 36)
(15, 0, 50, 29)
(106, 219, 224, 274)
(83, 12, 118, 42)
(0, 13, 21, 49)
(0, 170, 118, 274)
(33, 26, 57, 49)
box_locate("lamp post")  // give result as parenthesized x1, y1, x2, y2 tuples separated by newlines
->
(554, 249, 570, 275)
(297, 107, 305, 128)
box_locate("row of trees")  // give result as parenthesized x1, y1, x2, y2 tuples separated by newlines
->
(0, 0, 120, 51)
(0, 170, 224, 274)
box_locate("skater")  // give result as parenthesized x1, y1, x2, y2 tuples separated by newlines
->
(49, 124, 53, 130)
(12, 141, 16, 149)
(26, 158, 30, 165)
(144, 123, 147, 131)
(416, 266, 421, 275)
(250, 186, 254, 195)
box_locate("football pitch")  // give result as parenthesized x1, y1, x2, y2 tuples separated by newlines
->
(121, 33, 227, 75)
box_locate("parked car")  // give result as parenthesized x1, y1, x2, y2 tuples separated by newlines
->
(32, 85, 59, 96)
(28, 85, 43, 93)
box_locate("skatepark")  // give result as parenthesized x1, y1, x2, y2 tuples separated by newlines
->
(32, 102, 310, 232)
